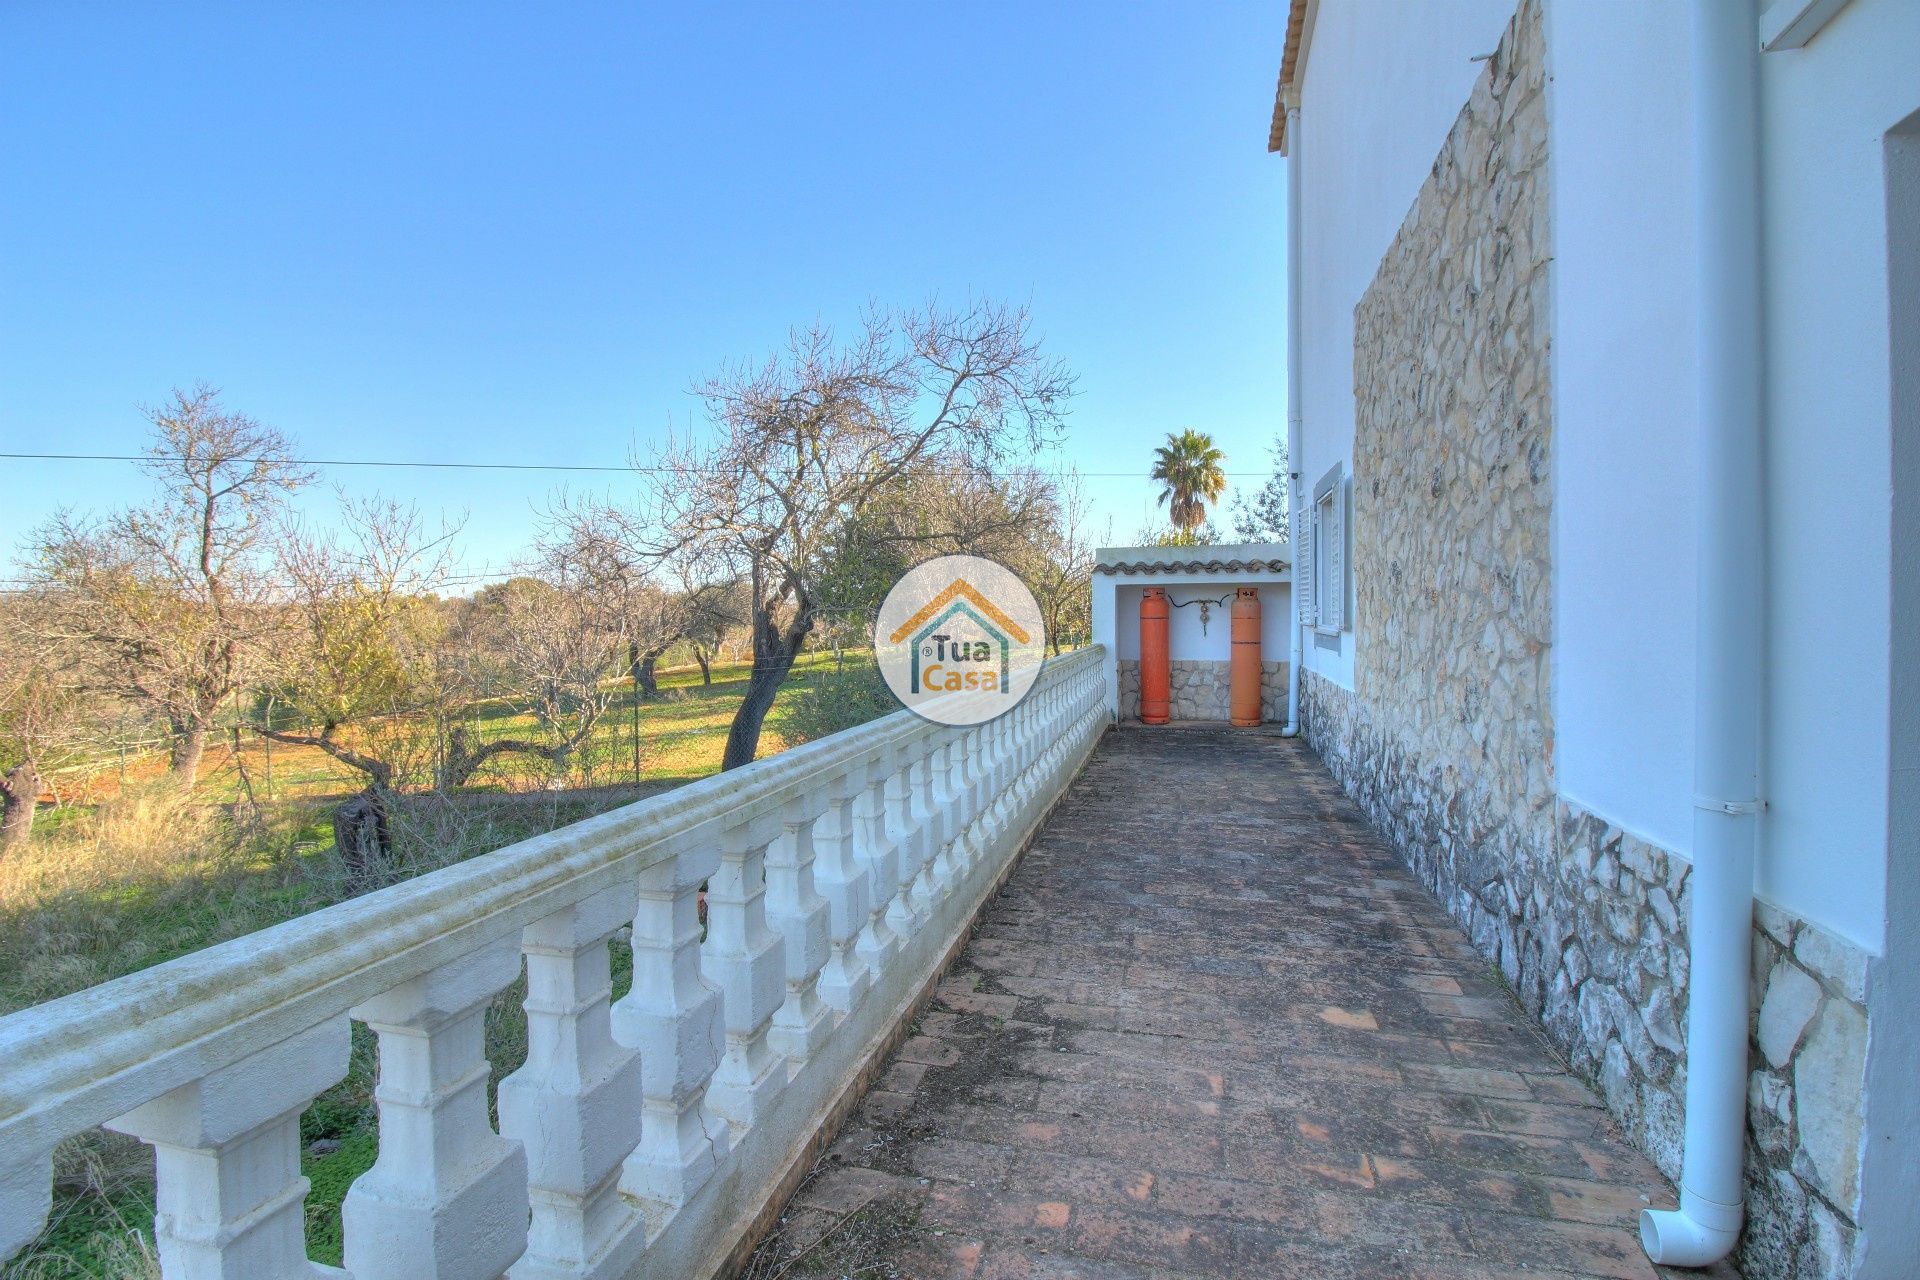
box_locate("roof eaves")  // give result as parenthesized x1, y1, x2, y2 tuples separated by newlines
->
(1092, 557, 1291, 577)
(1267, 0, 1312, 154)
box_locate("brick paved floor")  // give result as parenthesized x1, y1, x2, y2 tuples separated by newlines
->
(753, 728, 1732, 1280)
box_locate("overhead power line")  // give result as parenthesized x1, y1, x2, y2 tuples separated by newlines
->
(0, 451, 1274, 479)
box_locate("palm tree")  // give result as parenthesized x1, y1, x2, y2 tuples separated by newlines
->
(1149, 429, 1228, 531)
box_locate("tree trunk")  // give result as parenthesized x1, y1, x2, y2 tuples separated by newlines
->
(694, 646, 712, 686)
(169, 720, 207, 792)
(332, 786, 393, 891)
(721, 611, 808, 770)
(629, 641, 664, 698)
(0, 761, 41, 851)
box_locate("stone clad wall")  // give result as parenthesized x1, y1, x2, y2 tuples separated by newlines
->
(1116, 659, 1287, 723)
(1741, 911, 1869, 1272)
(1300, 2, 1868, 1275)
(1344, 0, 1558, 1005)
(1310, 667, 1870, 1278)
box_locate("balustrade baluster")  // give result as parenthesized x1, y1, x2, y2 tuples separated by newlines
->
(1038, 689, 1058, 779)
(1007, 701, 1034, 830)
(1008, 712, 1028, 835)
(909, 749, 947, 916)
(951, 729, 981, 881)
(617, 837, 727, 1206)
(983, 715, 1007, 852)
(1048, 685, 1070, 774)
(1, 1151, 51, 1269)
(891, 754, 934, 925)
(1028, 691, 1052, 810)
(766, 791, 832, 1065)
(106, 1018, 349, 1280)
(1002, 704, 1025, 821)
(983, 713, 1014, 847)
(806, 762, 875, 1015)
(925, 738, 960, 898)
(497, 887, 644, 1280)
(704, 811, 787, 1131)
(854, 746, 904, 976)
(343, 939, 529, 1280)
(955, 725, 988, 879)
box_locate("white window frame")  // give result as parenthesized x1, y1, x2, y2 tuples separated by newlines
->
(1309, 464, 1347, 635)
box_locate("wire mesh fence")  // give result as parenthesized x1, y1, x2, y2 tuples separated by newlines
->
(29, 652, 866, 812)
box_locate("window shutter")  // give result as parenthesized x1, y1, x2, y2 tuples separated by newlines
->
(1325, 477, 1346, 632)
(1295, 498, 1314, 625)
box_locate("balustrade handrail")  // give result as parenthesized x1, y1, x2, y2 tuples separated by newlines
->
(0, 644, 1109, 1279)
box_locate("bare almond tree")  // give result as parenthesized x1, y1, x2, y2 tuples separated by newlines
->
(1020, 471, 1098, 654)
(648, 301, 1074, 768)
(541, 497, 706, 698)
(31, 385, 312, 790)
(253, 497, 455, 880)
(256, 496, 458, 790)
(681, 575, 747, 686)
(626, 586, 687, 700)
(440, 522, 646, 787)
(0, 595, 87, 850)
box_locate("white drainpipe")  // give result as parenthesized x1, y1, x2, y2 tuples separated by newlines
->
(1640, 0, 1765, 1266)
(1283, 101, 1304, 738)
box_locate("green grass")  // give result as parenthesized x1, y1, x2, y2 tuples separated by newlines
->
(1, 1139, 158, 1280)
(176, 651, 851, 805)
(302, 1130, 377, 1269)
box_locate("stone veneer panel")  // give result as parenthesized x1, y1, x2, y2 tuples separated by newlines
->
(1116, 659, 1287, 723)
(1301, 3, 1869, 1276)
(1342, 0, 1556, 1013)
(1304, 674, 1869, 1278)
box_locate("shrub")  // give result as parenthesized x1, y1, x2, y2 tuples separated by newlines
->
(781, 657, 896, 745)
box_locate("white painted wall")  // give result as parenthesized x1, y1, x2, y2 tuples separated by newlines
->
(1109, 583, 1292, 663)
(1753, 0, 1915, 951)
(1862, 96, 1920, 1280)
(1549, 0, 1914, 950)
(1286, 0, 1915, 1253)
(1293, 0, 1522, 691)
(1546, 2, 1701, 863)
(1297, 0, 1912, 950)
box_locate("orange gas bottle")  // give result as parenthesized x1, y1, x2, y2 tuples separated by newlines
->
(1139, 588, 1171, 725)
(1230, 588, 1263, 727)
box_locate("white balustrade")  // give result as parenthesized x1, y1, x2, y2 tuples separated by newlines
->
(933, 754, 958, 889)
(853, 745, 905, 978)
(344, 938, 529, 1280)
(954, 727, 987, 877)
(498, 887, 645, 1280)
(703, 811, 787, 1132)
(616, 835, 727, 1207)
(106, 1018, 349, 1280)
(0, 647, 1110, 1280)
(897, 755, 936, 925)
(882, 746, 923, 939)
(765, 789, 832, 1064)
(808, 761, 874, 1016)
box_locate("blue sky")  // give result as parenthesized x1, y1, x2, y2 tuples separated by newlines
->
(0, 2, 1289, 585)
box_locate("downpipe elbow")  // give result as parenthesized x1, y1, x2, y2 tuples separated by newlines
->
(1640, 1191, 1742, 1268)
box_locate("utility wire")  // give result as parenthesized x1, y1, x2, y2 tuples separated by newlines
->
(0, 450, 1274, 479)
